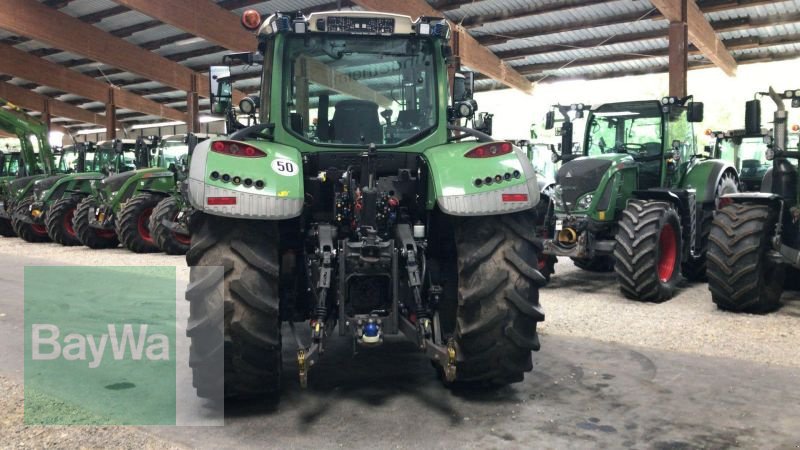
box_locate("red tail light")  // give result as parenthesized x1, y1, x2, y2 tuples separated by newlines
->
(207, 196, 237, 205)
(210, 140, 266, 158)
(502, 193, 528, 202)
(465, 141, 513, 158)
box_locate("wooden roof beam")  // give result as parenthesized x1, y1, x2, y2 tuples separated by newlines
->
(351, 0, 533, 93)
(650, 0, 736, 75)
(0, 81, 104, 126)
(0, 43, 188, 122)
(0, 0, 245, 100)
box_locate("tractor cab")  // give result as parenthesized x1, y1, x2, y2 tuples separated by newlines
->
(709, 129, 773, 191)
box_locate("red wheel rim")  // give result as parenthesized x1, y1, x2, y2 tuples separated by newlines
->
(172, 212, 191, 245)
(137, 207, 154, 243)
(64, 208, 76, 237)
(657, 223, 677, 283)
(95, 229, 116, 239)
(537, 255, 546, 270)
(31, 223, 48, 236)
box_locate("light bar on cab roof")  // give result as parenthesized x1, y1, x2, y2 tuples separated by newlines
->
(255, 11, 450, 39)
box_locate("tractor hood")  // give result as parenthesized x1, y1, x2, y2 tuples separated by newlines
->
(554, 154, 630, 213)
(100, 171, 137, 193)
(33, 174, 68, 200)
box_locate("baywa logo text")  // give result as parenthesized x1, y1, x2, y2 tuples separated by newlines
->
(31, 323, 170, 369)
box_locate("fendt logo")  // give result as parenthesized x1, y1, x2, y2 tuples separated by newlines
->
(31, 323, 170, 369)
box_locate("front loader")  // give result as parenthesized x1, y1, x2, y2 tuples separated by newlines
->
(541, 98, 739, 301)
(0, 98, 56, 238)
(708, 87, 800, 313)
(184, 9, 545, 399)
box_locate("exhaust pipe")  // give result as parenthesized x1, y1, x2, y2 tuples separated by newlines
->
(557, 227, 578, 245)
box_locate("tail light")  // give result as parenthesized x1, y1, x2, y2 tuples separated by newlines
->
(210, 140, 266, 158)
(502, 193, 528, 202)
(465, 142, 513, 158)
(207, 197, 237, 205)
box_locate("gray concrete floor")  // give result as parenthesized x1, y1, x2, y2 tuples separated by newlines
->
(0, 249, 799, 449)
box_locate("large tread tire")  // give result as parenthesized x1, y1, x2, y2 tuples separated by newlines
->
(571, 255, 615, 272)
(149, 196, 190, 255)
(614, 200, 682, 302)
(116, 193, 163, 253)
(707, 203, 784, 313)
(45, 195, 83, 246)
(73, 195, 119, 249)
(12, 196, 50, 243)
(0, 218, 15, 237)
(451, 211, 545, 386)
(683, 171, 739, 282)
(186, 214, 281, 399)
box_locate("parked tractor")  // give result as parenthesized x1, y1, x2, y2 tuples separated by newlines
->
(709, 129, 771, 192)
(148, 133, 213, 255)
(185, 10, 545, 399)
(542, 98, 739, 301)
(707, 87, 800, 313)
(0, 99, 56, 239)
(72, 138, 149, 249)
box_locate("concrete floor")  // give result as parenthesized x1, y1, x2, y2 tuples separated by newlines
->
(0, 246, 799, 448)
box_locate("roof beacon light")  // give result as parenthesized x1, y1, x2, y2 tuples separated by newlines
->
(241, 9, 262, 30)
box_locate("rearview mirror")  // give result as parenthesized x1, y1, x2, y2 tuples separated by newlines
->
(452, 71, 474, 102)
(745, 99, 761, 135)
(545, 111, 555, 130)
(687, 102, 704, 122)
(550, 144, 561, 163)
(475, 112, 493, 136)
(209, 66, 233, 115)
(114, 140, 123, 154)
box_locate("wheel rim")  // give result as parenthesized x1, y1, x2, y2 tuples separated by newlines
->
(172, 212, 191, 245)
(31, 223, 48, 236)
(138, 207, 154, 243)
(64, 208, 76, 237)
(657, 223, 677, 283)
(537, 255, 546, 270)
(95, 229, 116, 239)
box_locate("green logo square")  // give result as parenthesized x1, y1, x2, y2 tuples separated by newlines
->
(24, 266, 176, 425)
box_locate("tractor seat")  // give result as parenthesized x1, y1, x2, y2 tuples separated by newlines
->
(331, 100, 383, 145)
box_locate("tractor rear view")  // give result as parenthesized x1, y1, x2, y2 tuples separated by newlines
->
(541, 98, 739, 301)
(708, 87, 800, 313)
(710, 129, 771, 192)
(184, 9, 545, 399)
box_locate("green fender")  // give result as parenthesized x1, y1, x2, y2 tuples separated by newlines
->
(187, 138, 304, 219)
(423, 142, 539, 216)
(680, 159, 738, 204)
(41, 173, 104, 203)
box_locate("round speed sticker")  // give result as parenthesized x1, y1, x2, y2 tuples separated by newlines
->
(271, 159, 297, 176)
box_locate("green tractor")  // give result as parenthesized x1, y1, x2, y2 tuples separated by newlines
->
(541, 97, 739, 301)
(73, 136, 170, 251)
(0, 99, 56, 239)
(707, 87, 800, 313)
(148, 133, 214, 255)
(16, 140, 143, 245)
(708, 129, 771, 192)
(185, 9, 545, 399)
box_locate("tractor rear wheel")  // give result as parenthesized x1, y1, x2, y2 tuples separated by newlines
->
(186, 214, 281, 399)
(707, 203, 784, 313)
(116, 193, 162, 253)
(45, 195, 82, 246)
(449, 211, 545, 386)
(149, 196, 191, 255)
(73, 195, 119, 249)
(0, 218, 14, 237)
(614, 200, 682, 302)
(571, 256, 615, 272)
(12, 196, 50, 243)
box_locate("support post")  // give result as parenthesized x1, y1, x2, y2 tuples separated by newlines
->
(106, 88, 117, 140)
(42, 99, 52, 132)
(668, 0, 688, 98)
(187, 74, 200, 134)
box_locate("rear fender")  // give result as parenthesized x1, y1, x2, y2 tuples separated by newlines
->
(188, 139, 304, 219)
(682, 159, 738, 204)
(423, 142, 539, 216)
